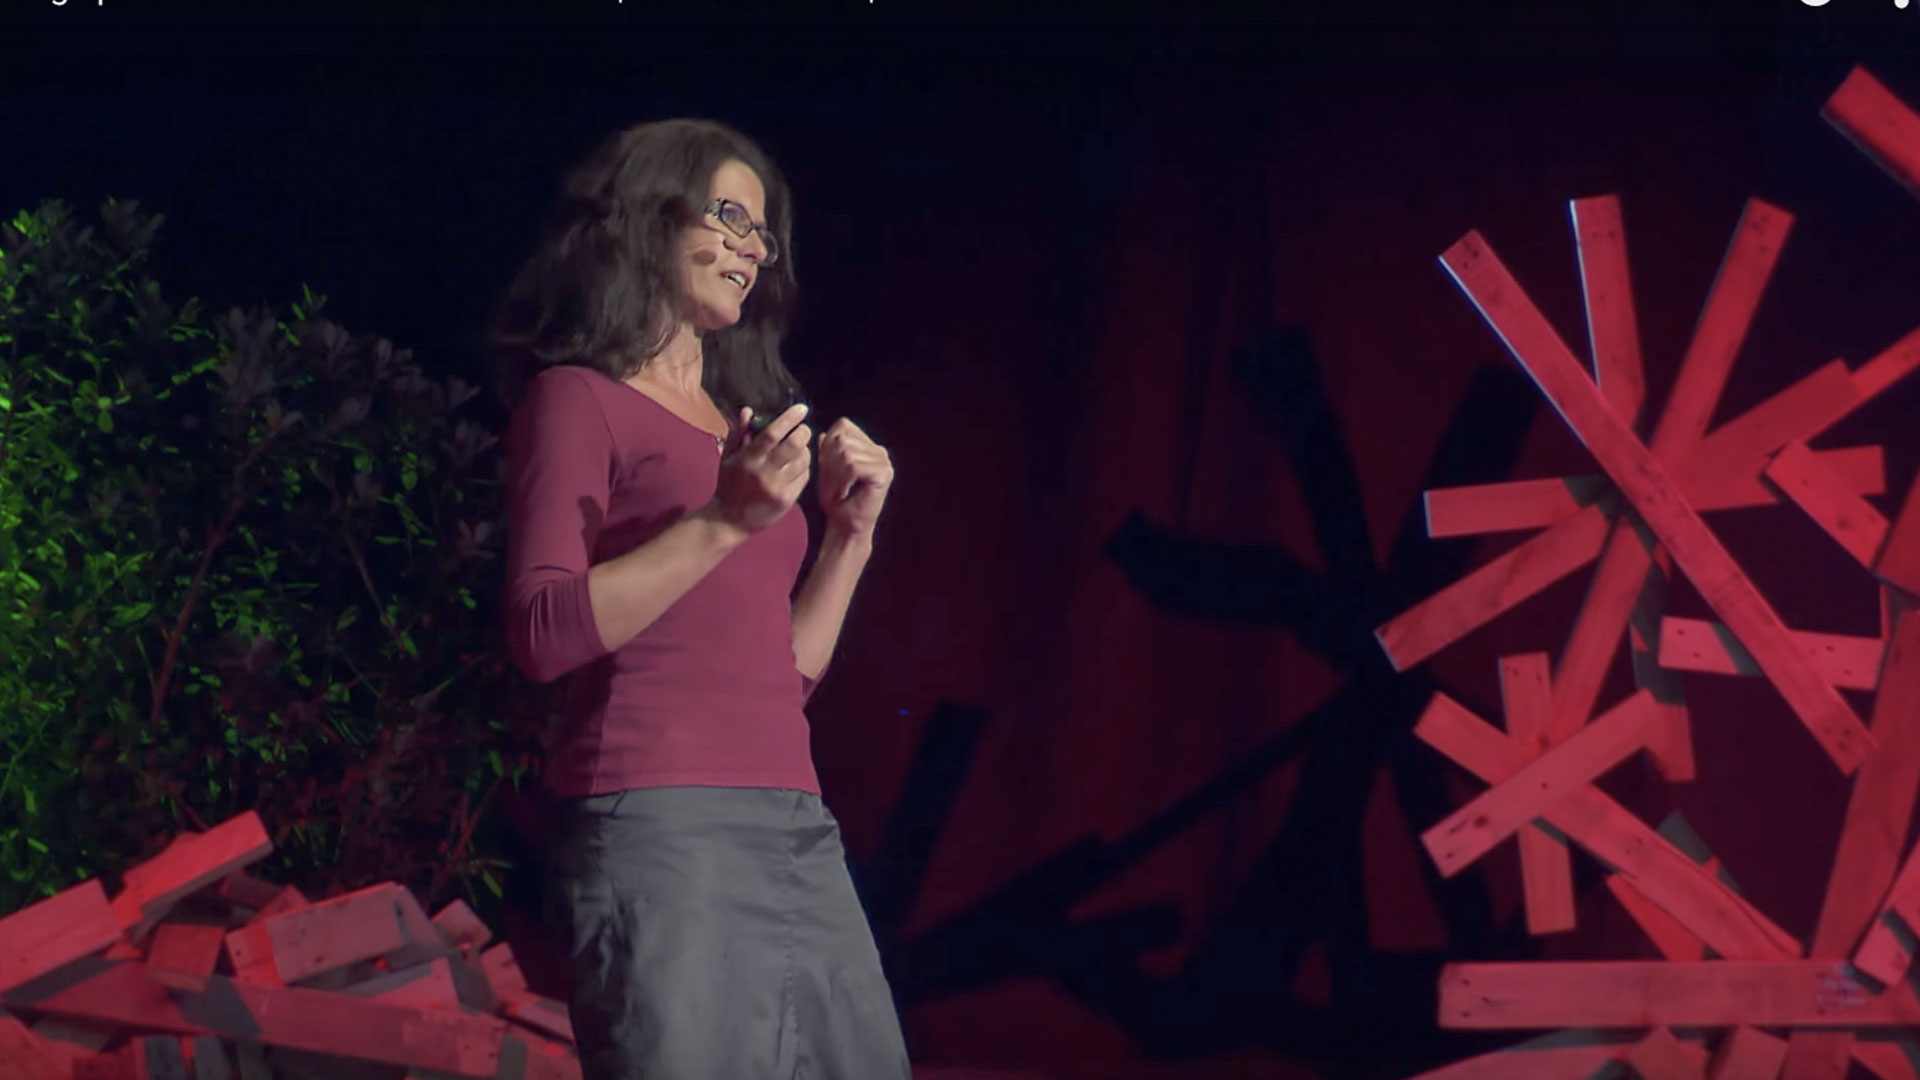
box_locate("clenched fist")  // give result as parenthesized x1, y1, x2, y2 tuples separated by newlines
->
(816, 418, 893, 539)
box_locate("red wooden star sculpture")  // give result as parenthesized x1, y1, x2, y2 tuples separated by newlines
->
(1378, 67, 1920, 1079)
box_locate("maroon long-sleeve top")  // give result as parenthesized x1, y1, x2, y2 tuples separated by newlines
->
(503, 364, 821, 798)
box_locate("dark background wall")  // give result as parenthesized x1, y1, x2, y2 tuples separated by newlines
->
(9, 1, 1920, 1076)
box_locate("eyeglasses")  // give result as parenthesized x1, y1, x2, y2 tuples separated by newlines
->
(702, 198, 780, 266)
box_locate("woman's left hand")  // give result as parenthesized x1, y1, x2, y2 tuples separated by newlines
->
(816, 418, 893, 539)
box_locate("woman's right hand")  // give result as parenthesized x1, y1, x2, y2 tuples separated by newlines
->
(707, 403, 813, 534)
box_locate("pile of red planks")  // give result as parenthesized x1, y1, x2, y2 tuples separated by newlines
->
(1370, 63, 1920, 1080)
(0, 811, 579, 1080)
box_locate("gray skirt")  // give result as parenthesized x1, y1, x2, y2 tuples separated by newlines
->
(548, 786, 912, 1080)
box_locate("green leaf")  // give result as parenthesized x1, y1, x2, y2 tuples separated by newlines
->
(113, 601, 151, 626)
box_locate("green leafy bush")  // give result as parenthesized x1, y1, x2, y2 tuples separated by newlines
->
(0, 198, 535, 914)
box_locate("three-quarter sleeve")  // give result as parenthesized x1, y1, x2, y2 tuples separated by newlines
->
(503, 368, 614, 683)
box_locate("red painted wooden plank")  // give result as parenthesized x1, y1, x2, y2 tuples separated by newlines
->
(1807, 610, 1920, 957)
(1764, 439, 1890, 570)
(1875, 467, 1920, 600)
(214, 873, 285, 913)
(1424, 689, 1660, 877)
(3, 959, 505, 1077)
(1438, 960, 1903, 1029)
(1711, 1026, 1788, 1080)
(1630, 1027, 1707, 1080)
(249, 885, 309, 923)
(480, 943, 530, 1006)
(1780, 1030, 1851, 1080)
(345, 958, 462, 1012)
(1548, 514, 1665, 740)
(115, 814, 273, 934)
(147, 922, 227, 993)
(505, 997, 575, 1047)
(1442, 230, 1874, 773)
(1423, 446, 1881, 538)
(1657, 200, 1794, 449)
(1854, 1037, 1920, 1080)
(0, 1009, 75, 1080)
(1541, 200, 1789, 741)
(0, 879, 123, 995)
(430, 901, 492, 954)
(1687, 360, 1860, 497)
(1376, 503, 1610, 671)
(1658, 617, 1884, 691)
(1423, 477, 1601, 538)
(1607, 874, 1706, 962)
(226, 882, 437, 986)
(1824, 65, 1920, 201)
(1853, 323, 1920, 405)
(1499, 654, 1575, 935)
(1416, 694, 1800, 959)
(1572, 194, 1646, 429)
(1851, 621, 1920, 985)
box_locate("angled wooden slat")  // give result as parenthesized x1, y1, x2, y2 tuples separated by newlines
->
(1607, 874, 1706, 961)
(1875, 468, 1920, 600)
(505, 996, 576, 1047)
(1541, 201, 1792, 739)
(146, 923, 225, 993)
(1632, 1026, 1708, 1080)
(1626, 545, 1697, 781)
(1425, 446, 1882, 538)
(1416, 693, 1800, 959)
(344, 957, 462, 1012)
(1658, 200, 1795, 448)
(1712, 445, 1886, 506)
(1690, 360, 1861, 495)
(1442, 230, 1874, 773)
(1764, 439, 1891, 570)
(480, 943, 531, 1006)
(1711, 1026, 1789, 1080)
(0, 1010, 74, 1080)
(225, 882, 438, 986)
(1438, 960, 1905, 1029)
(1806, 609, 1920, 959)
(1376, 502, 1611, 671)
(1851, 619, 1920, 985)
(1658, 617, 1885, 691)
(4, 958, 505, 1078)
(1500, 653, 1576, 934)
(1824, 65, 1920, 201)
(1549, 513, 1664, 740)
(1572, 194, 1646, 429)
(1854, 324, 1920, 404)
(431, 901, 493, 954)
(1852, 1037, 1920, 1080)
(1423, 689, 1660, 877)
(113, 814, 272, 936)
(1424, 477, 1605, 538)
(1780, 1030, 1853, 1080)
(0, 879, 123, 996)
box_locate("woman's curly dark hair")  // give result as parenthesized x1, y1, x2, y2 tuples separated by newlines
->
(489, 118, 802, 416)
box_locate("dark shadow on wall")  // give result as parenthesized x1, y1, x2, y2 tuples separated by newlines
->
(854, 329, 1550, 1078)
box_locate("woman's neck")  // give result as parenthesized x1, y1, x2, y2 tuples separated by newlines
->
(631, 321, 705, 398)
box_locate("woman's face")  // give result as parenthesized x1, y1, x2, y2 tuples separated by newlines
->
(678, 158, 772, 332)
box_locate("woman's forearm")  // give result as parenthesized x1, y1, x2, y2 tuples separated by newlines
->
(586, 504, 751, 652)
(791, 526, 874, 679)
